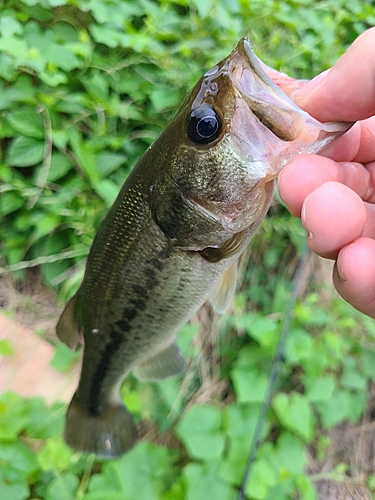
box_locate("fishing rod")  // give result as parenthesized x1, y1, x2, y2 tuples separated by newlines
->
(238, 241, 311, 499)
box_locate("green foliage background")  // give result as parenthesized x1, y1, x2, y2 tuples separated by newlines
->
(1, 1, 375, 499)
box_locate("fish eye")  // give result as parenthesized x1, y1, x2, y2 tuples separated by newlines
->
(187, 106, 222, 145)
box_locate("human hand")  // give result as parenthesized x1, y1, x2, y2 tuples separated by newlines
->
(278, 28, 375, 318)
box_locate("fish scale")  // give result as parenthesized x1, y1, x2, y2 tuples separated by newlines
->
(56, 38, 352, 457)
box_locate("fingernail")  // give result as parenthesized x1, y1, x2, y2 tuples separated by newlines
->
(301, 199, 314, 239)
(337, 263, 347, 282)
(301, 198, 308, 227)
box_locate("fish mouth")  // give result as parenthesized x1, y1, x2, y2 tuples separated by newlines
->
(226, 38, 352, 157)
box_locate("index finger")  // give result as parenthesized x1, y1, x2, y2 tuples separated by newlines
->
(293, 28, 375, 123)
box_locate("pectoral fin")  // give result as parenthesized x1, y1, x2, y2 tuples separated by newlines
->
(56, 295, 82, 350)
(210, 261, 238, 314)
(133, 340, 186, 381)
(198, 230, 248, 263)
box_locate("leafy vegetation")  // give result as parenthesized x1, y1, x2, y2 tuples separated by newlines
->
(1, 0, 375, 499)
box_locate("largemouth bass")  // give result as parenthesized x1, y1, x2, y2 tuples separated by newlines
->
(56, 38, 351, 458)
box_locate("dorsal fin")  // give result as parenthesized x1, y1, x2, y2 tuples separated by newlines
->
(56, 295, 82, 350)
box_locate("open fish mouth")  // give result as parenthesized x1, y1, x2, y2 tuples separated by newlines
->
(226, 38, 352, 171)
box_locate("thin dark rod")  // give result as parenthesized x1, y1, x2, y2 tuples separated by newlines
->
(238, 243, 311, 499)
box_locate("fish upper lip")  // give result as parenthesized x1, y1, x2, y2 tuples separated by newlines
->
(227, 38, 353, 144)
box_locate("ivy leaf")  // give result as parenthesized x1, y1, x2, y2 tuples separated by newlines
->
(183, 462, 236, 500)
(45, 472, 79, 500)
(107, 441, 169, 500)
(305, 376, 336, 403)
(176, 405, 225, 460)
(273, 393, 313, 441)
(245, 459, 277, 500)
(231, 368, 268, 404)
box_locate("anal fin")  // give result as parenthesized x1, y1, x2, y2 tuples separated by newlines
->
(133, 340, 186, 381)
(210, 261, 238, 314)
(56, 295, 82, 350)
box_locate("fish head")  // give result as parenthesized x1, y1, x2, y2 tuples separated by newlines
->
(150, 38, 352, 247)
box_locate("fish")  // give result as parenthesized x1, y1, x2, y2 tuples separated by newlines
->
(56, 38, 351, 458)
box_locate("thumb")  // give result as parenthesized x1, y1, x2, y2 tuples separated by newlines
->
(293, 28, 375, 123)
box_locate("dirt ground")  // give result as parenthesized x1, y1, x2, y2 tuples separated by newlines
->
(1, 265, 375, 499)
(0, 270, 79, 403)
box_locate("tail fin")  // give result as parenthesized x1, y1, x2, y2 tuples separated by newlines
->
(64, 394, 137, 458)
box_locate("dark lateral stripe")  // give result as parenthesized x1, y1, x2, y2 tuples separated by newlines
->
(87, 259, 165, 416)
(88, 328, 125, 416)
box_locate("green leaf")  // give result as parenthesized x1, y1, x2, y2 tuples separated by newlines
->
(0, 392, 30, 441)
(31, 213, 61, 242)
(92, 179, 119, 206)
(238, 314, 279, 349)
(341, 370, 367, 391)
(0, 16, 23, 37)
(68, 129, 99, 184)
(0, 441, 38, 480)
(0, 35, 28, 61)
(219, 405, 266, 485)
(231, 368, 268, 403)
(150, 88, 181, 112)
(6, 136, 45, 167)
(44, 153, 73, 182)
(45, 472, 79, 500)
(272, 392, 313, 441)
(89, 25, 121, 48)
(183, 462, 236, 500)
(50, 343, 80, 372)
(190, 0, 215, 18)
(83, 493, 125, 500)
(80, 73, 109, 101)
(106, 441, 169, 500)
(0, 191, 24, 216)
(295, 475, 317, 500)
(341, 357, 367, 391)
(45, 43, 82, 72)
(38, 437, 74, 472)
(285, 329, 313, 365)
(24, 398, 65, 440)
(0, 52, 17, 81)
(40, 70, 68, 87)
(0, 472, 29, 500)
(316, 390, 352, 428)
(96, 152, 127, 178)
(271, 432, 306, 475)
(245, 459, 277, 500)
(6, 109, 44, 139)
(305, 376, 336, 403)
(0, 339, 15, 356)
(176, 405, 225, 460)
(361, 349, 375, 378)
